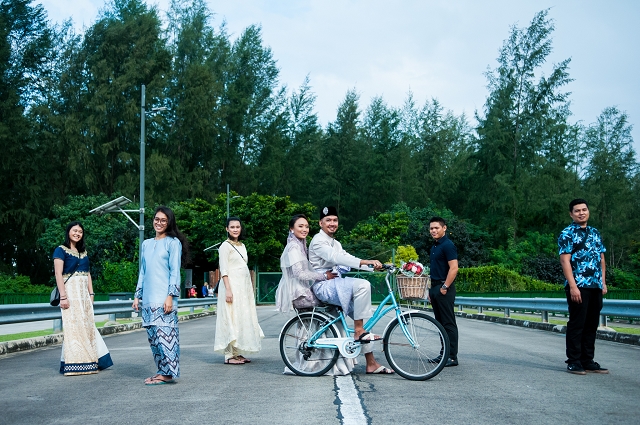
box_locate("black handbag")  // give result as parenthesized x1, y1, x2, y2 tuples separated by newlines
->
(50, 259, 81, 306)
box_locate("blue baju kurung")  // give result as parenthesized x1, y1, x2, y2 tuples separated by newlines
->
(135, 236, 182, 378)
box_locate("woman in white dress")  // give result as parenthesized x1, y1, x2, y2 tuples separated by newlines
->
(276, 214, 354, 375)
(214, 217, 264, 364)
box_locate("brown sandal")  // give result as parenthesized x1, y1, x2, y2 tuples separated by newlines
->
(235, 355, 251, 363)
(224, 357, 244, 365)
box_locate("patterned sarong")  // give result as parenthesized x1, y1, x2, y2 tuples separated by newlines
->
(146, 326, 180, 378)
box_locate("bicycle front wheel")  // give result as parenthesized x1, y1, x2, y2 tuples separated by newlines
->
(383, 311, 450, 381)
(279, 312, 340, 377)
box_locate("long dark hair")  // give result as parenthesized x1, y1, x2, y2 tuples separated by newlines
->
(154, 206, 190, 267)
(226, 216, 246, 241)
(63, 221, 86, 253)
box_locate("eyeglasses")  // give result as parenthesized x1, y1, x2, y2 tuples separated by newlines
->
(154, 218, 168, 224)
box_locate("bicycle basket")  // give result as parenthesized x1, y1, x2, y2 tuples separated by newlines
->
(396, 276, 430, 300)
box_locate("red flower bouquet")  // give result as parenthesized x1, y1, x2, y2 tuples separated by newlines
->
(400, 261, 427, 277)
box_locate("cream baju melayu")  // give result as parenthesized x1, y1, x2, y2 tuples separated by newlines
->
(214, 240, 264, 360)
(308, 229, 374, 354)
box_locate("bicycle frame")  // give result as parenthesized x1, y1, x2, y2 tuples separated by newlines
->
(305, 267, 420, 350)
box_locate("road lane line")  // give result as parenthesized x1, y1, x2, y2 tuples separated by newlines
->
(335, 375, 368, 425)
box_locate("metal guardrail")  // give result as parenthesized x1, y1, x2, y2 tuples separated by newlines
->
(0, 297, 217, 326)
(453, 297, 640, 326)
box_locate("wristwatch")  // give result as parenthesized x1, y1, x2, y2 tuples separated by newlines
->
(441, 284, 448, 290)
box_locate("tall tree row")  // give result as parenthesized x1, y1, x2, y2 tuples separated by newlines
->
(0, 2, 638, 283)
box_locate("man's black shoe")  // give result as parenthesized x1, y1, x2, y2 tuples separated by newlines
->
(567, 363, 586, 375)
(429, 355, 442, 363)
(582, 361, 609, 374)
(444, 358, 458, 367)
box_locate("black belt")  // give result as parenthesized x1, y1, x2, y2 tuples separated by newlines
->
(431, 279, 444, 285)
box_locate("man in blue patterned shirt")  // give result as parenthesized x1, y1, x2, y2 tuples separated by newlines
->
(558, 199, 609, 375)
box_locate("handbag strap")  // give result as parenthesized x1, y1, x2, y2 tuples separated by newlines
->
(226, 240, 247, 263)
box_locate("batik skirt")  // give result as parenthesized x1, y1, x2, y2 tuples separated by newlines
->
(60, 274, 113, 375)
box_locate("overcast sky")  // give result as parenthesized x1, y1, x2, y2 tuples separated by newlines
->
(40, 0, 639, 152)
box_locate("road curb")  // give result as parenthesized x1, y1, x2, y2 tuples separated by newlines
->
(414, 306, 640, 346)
(0, 309, 216, 356)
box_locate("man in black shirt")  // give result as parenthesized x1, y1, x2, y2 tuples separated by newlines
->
(428, 216, 459, 367)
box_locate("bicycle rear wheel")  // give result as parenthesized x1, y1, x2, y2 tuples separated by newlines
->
(383, 311, 449, 380)
(279, 312, 340, 377)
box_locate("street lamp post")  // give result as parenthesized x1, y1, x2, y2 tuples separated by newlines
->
(139, 85, 146, 270)
(226, 184, 241, 219)
(139, 85, 167, 269)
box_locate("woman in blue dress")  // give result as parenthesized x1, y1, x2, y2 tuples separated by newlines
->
(54, 221, 113, 375)
(133, 206, 189, 385)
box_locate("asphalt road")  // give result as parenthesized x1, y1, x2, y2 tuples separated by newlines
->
(1, 306, 639, 425)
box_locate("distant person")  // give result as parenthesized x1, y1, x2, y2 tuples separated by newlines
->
(133, 206, 189, 385)
(427, 216, 459, 367)
(189, 286, 197, 298)
(214, 217, 264, 364)
(558, 198, 609, 375)
(309, 206, 393, 375)
(202, 284, 209, 298)
(54, 221, 113, 375)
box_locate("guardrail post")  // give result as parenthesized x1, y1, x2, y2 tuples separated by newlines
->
(477, 306, 483, 314)
(599, 315, 608, 328)
(53, 319, 62, 333)
(541, 311, 549, 323)
(458, 304, 463, 312)
(504, 308, 510, 318)
(190, 306, 195, 314)
(108, 314, 116, 322)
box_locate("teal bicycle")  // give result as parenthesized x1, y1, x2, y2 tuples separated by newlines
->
(278, 265, 450, 380)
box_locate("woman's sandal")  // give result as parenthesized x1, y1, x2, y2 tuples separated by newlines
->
(224, 357, 245, 365)
(145, 375, 175, 385)
(235, 355, 251, 363)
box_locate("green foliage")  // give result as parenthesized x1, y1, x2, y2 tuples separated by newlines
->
(607, 268, 640, 290)
(0, 273, 50, 294)
(490, 231, 564, 283)
(173, 194, 317, 272)
(37, 194, 142, 285)
(95, 260, 139, 293)
(389, 245, 419, 266)
(456, 266, 562, 292)
(468, 9, 579, 241)
(1, 4, 639, 291)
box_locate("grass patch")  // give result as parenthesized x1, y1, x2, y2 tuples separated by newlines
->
(609, 326, 640, 335)
(462, 309, 567, 325)
(0, 318, 141, 343)
(178, 308, 204, 316)
(0, 329, 55, 342)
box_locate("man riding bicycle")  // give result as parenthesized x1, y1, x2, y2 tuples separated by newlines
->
(308, 206, 394, 375)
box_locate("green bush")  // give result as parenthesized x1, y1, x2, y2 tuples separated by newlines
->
(94, 260, 139, 293)
(0, 273, 51, 294)
(456, 265, 562, 293)
(607, 268, 640, 289)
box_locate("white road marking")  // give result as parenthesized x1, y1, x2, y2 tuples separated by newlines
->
(335, 375, 368, 425)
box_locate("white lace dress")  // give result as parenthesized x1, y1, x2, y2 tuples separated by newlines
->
(214, 241, 264, 358)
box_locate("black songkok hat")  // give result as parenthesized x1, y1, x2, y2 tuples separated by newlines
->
(320, 206, 339, 219)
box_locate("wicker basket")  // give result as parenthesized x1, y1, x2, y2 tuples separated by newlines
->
(396, 276, 430, 300)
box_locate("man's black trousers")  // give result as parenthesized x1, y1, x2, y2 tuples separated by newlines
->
(429, 282, 458, 359)
(565, 287, 603, 365)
